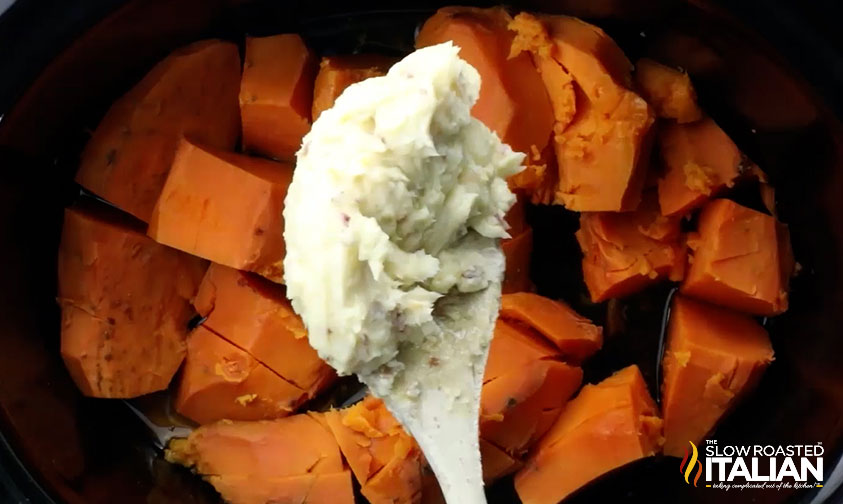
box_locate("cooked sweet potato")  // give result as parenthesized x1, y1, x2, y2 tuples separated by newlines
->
(484, 320, 559, 384)
(507, 142, 560, 205)
(148, 138, 292, 283)
(76, 40, 240, 222)
(175, 327, 307, 424)
(194, 263, 335, 395)
(240, 34, 317, 160)
(634, 58, 703, 123)
(416, 6, 554, 156)
(166, 415, 353, 504)
(505, 196, 529, 238)
(322, 396, 423, 504)
(515, 365, 663, 504)
(510, 13, 654, 212)
(312, 54, 395, 120)
(662, 296, 773, 456)
(58, 206, 206, 398)
(657, 118, 746, 217)
(499, 292, 603, 360)
(480, 438, 522, 482)
(682, 199, 789, 315)
(481, 359, 582, 458)
(576, 194, 686, 302)
(502, 228, 534, 294)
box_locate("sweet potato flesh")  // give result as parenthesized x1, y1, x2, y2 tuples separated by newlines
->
(416, 6, 554, 156)
(166, 415, 353, 504)
(634, 58, 703, 123)
(499, 292, 603, 360)
(175, 327, 307, 424)
(682, 198, 789, 315)
(515, 365, 663, 504)
(322, 396, 423, 504)
(510, 13, 654, 211)
(502, 228, 534, 294)
(576, 194, 687, 302)
(662, 296, 774, 456)
(58, 207, 206, 398)
(658, 118, 744, 217)
(240, 34, 317, 160)
(194, 263, 335, 396)
(312, 54, 395, 120)
(75, 40, 241, 222)
(148, 138, 292, 283)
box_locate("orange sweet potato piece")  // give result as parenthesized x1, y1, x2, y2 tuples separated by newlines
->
(312, 54, 395, 120)
(502, 228, 534, 294)
(576, 194, 687, 302)
(505, 196, 529, 237)
(166, 415, 353, 504)
(657, 118, 746, 217)
(480, 438, 522, 482)
(507, 142, 560, 205)
(58, 206, 206, 398)
(481, 359, 582, 458)
(76, 40, 240, 222)
(634, 58, 703, 123)
(148, 138, 292, 283)
(322, 396, 423, 504)
(416, 6, 554, 155)
(240, 34, 317, 160)
(509, 13, 654, 211)
(499, 292, 603, 360)
(515, 365, 663, 504)
(661, 296, 773, 456)
(175, 327, 307, 424)
(194, 263, 335, 396)
(484, 320, 559, 384)
(682, 198, 789, 315)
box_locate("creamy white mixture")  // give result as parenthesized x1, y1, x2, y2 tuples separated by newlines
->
(284, 42, 523, 387)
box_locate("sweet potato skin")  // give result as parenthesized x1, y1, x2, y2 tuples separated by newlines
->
(515, 365, 662, 504)
(148, 138, 292, 283)
(499, 292, 603, 360)
(661, 296, 774, 456)
(576, 194, 686, 302)
(58, 206, 206, 398)
(75, 40, 241, 222)
(175, 326, 307, 424)
(312, 54, 395, 120)
(166, 415, 353, 504)
(416, 6, 554, 156)
(193, 263, 335, 395)
(682, 199, 789, 315)
(634, 58, 703, 123)
(240, 34, 317, 160)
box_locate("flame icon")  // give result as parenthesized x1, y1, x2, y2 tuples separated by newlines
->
(679, 441, 703, 487)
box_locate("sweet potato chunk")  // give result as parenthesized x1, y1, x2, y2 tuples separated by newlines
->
(240, 34, 317, 160)
(480, 438, 522, 482)
(499, 292, 603, 360)
(682, 199, 790, 315)
(515, 365, 663, 504)
(148, 138, 292, 283)
(484, 320, 559, 384)
(658, 118, 746, 217)
(507, 142, 560, 205)
(194, 264, 335, 395)
(510, 13, 654, 211)
(312, 54, 395, 120)
(322, 396, 423, 504)
(58, 206, 206, 398)
(166, 415, 353, 504)
(76, 40, 240, 222)
(634, 58, 703, 123)
(661, 296, 773, 456)
(416, 6, 554, 155)
(502, 228, 534, 294)
(175, 327, 307, 424)
(576, 194, 686, 302)
(481, 359, 582, 458)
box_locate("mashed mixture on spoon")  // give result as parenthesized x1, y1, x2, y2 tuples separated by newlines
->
(283, 42, 524, 503)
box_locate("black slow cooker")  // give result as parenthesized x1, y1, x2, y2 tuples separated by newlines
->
(1, 1, 842, 503)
